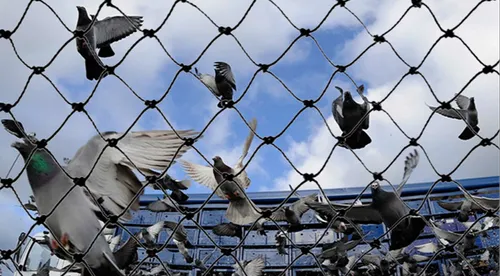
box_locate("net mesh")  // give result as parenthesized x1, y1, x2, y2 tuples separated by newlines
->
(0, 0, 499, 276)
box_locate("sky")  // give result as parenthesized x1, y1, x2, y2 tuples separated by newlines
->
(0, 0, 499, 266)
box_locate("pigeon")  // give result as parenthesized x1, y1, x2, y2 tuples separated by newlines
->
(212, 223, 243, 239)
(437, 186, 499, 222)
(164, 221, 194, 263)
(462, 216, 500, 231)
(195, 62, 237, 108)
(312, 193, 354, 234)
(2, 119, 133, 276)
(194, 248, 217, 271)
(137, 220, 165, 248)
(107, 235, 121, 252)
(151, 174, 191, 202)
(317, 235, 362, 266)
(233, 255, 265, 276)
(146, 194, 187, 213)
(419, 221, 489, 253)
(266, 192, 318, 232)
(140, 262, 176, 276)
(75, 6, 143, 80)
(180, 118, 262, 225)
(109, 234, 140, 270)
(332, 85, 372, 150)
(275, 230, 288, 255)
(427, 93, 480, 140)
(361, 254, 395, 276)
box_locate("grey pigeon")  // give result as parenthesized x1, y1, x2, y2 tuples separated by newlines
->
(317, 235, 362, 266)
(332, 85, 371, 149)
(164, 221, 194, 263)
(75, 6, 143, 80)
(275, 230, 288, 255)
(180, 118, 262, 225)
(312, 192, 354, 234)
(2, 120, 126, 276)
(212, 222, 243, 239)
(137, 220, 165, 248)
(146, 194, 187, 213)
(194, 248, 217, 271)
(267, 192, 317, 232)
(151, 174, 191, 202)
(437, 186, 499, 222)
(427, 93, 480, 140)
(195, 62, 237, 108)
(233, 255, 265, 276)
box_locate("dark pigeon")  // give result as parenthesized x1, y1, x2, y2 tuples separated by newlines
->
(164, 221, 194, 263)
(146, 195, 187, 213)
(195, 62, 237, 108)
(151, 174, 191, 202)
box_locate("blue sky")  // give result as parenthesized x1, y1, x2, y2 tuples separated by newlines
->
(0, 0, 498, 263)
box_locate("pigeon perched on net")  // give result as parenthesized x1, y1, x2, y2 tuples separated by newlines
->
(307, 150, 422, 250)
(180, 118, 262, 225)
(212, 222, 243, 239)
(195, 62, 237, 108)
(150, 174, 191, 202)
(164, 221, 194, 263)
(332, 85, 372, 150)
(427, 93, 480, 140)
(75, 6, 143, 80)
(146, 194, 187, 213)
(233, 255, 265, 276)
(275, 230, 288, 255)
(437, 185, 499, 222)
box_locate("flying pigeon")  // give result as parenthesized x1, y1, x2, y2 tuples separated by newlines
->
(151, 174, 191, 202)
(332, 85, 372, 150)
(164, 221, 194, 263)
(312, 193, 355, 234)
(437, 186, 499, 222)
(146, 194, 187, 213)
(462, 216, 500, 231)
(317, 235, 362, 266)
(2, 119, 133, 276)
(139, 262, 177, 276)
(195, 62, 237, 108)
(266, 192, 318, 232)
(137, 220, 165, 248)
(233, 255, 265, 276)
(275, 230, 288, 255)
(194, 248, 217, 271)
(75, 6, 143, 80)
(180, 118, 262, 225)
(212, 223, 243, 239)
(427, 93, 480, 140)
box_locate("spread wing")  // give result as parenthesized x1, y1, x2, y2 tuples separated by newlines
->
(428, 105, 468, 120)
(356, 84, 370, 129)
(332, 87, 344, 131)
(454, 94, 471, 110)
(244, 256, 265, 276)
(307, 201, 383, 224)
(437, 201, 463, 211)
(164, 221, 187, 241)
(396, 149, 420, 196)
(180, 159, 226, 199)
(147, 220, 165, 237)
(94, 16, 143, 47)
(212, 223, 239, 237)
(291, 193, 317, 216)
(233, 118, 258, 190)
(66, 130, 197, 222)
(214, 61, 236, 90)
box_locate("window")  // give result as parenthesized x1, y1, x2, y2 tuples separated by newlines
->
(23, 240, 59, 272)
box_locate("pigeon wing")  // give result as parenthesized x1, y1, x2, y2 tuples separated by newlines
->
(164, 221, 188, 241)
(212, 223, 238, 237)
(291, 193, 317, 216)
(214, 62, 236, 90)
(94, 16, 143, 48)
(147, 220, 165, 237)
(180, 160, 227, 199)
(437, 201, 463, 211)
(233, 118, 258, 190)
(396, 149, 420, 196)
(244, 256, 265, 276)
(332, 89, 345, 131)
(428, 105, 468, 120)
(454, 94, 471, 110)
(307, 201, 383, 224)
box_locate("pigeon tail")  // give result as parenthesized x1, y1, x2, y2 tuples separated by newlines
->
(458, 125, 480, 140)
(225, 198, 261, 225)
(85, 57, 107, 81)
(98, 46, 115, 58)
(344, 130, 371, 150)
(170, 190, 189, 203)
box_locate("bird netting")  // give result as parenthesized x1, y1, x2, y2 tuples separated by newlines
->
(0, 0, 499, 276)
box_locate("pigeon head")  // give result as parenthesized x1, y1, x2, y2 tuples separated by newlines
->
(343, 91, 355, 105)
(370, 181, 380, 191)
(76, 6, 92, 25)
(338, 221, 348, 232)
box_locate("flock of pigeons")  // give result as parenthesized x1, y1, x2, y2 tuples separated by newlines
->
(0, 5, 496, 276)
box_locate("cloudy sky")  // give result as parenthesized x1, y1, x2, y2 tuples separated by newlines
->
(0, 0, 498, 262)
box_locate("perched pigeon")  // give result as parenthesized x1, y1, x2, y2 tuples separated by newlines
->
(266, 193, 317, 232)
(233, 255, 265, 276)
(151, 174, 191, 202)
(194, 248, 217, 271)
(164, 221, 194, 263)
(437, 187, 499, 222)
(212, 223, 243, 239)
(427, 93, 480, 140)
(2, 119, 131, 276)
(180, 118, 262, 225)
(275, 230, 288, 255)
(332, 85, 372, 150)
(146, 194, 187, 213)
(75, 6, 143, 80)
(137, 220, 165, 248)
(195, 62, 237, 108)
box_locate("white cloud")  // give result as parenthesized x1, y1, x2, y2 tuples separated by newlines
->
(273, 0, 500, 191)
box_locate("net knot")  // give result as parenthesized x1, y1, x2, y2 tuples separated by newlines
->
(300, 246, 311, 254)
(146, 175, 158, 184)
(369, 239, 381, 249)
(409, 138, 419, 146)
(73, 253, 84, 263)
(411, 0, 422, 8)
(146, 248, 158, 257)
(258, 63, 270, 72)
(439, 101, 452, 110)
(302, 99, 314, 108)
(440, 174, 452, 182)
(409, 209, 418, 216)
(0, 29, 12, 39)
(36, 139, 47, 149)
(183, 137, 195, 147)
(104, 0, 113, 7)
(373, 35, 386, 43)
(0, 250, 13, 260)
(372, 172, 383, 181)
(303, 173, 314, 182)
(0, 102, 13, 113)
(36, 215, 47, 225)
(336, 65, 346, 72)
(107, 138, 118, 148)
(73, 30, 84, 38)
(71, 102, 85, 112)
(181, 64, 192, 72)
(337, 0, 347, 7)
(263, 136, 275, 145)
(142, 29, 156, 38)
(32, 66, 44, 75)
(443, 29, 455, 38)
(299, 28, 311, 37)
(222, 173, 234, 181)
(337, 208, 346, 217)
(408, 66, 418, 75)
(220, 99, 234, 109)
(262, 209, 272, 218)
(184, 212, 194, 220)
(221, 248, 232, 256)
(482, 65, 494, 74)
(485, 209, 496, 217)
(73, 177, 86, 187)
(105, 65, 115, 75)
(0, 178, 13, 188)
(108, 215, 119, 224)
(444, 244, 454, 252)
(480, 138, 492, 147)
(218, 26, 232, 35)
(145, 100, 157, 109)
(371, 101, 382, 111)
